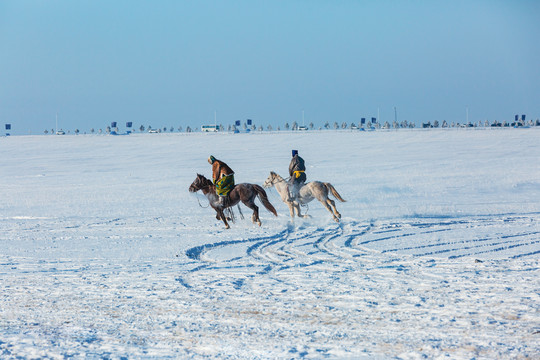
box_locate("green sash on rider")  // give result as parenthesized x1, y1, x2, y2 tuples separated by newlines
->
(215, 174, 235, 196)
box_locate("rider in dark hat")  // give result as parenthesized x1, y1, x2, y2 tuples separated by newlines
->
(208, 155, 235, 207)
(288, 150, 306, 202)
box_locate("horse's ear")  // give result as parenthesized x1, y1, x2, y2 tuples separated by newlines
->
(270, 171, 276, 176)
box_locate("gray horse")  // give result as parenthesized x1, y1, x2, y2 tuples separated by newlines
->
(263, 171, 346, 222)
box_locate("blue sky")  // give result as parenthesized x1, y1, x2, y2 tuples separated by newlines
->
(1, 0, 539, 134)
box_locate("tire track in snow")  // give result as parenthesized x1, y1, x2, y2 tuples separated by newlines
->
(250, 225, 333, 265)
(180, 213, 539, 289)
(185, 213, 540, 267)
(347, 213, 540, 259)
(383, 231, 540, 256)
(185, 228, 290, 261)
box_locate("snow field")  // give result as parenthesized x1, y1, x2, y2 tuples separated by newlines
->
(1, 129, 539, 358)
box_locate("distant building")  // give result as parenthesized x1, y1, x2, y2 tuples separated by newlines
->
(201, 125, 219, 132)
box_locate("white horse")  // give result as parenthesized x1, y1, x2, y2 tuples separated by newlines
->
(263, 171, 346, 222)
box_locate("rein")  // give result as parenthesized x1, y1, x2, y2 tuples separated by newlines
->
(191, 178, 214, 209)
(270, 175, 289, 185)
(193, 179, 238, 223)
(195, 192, 210, 208)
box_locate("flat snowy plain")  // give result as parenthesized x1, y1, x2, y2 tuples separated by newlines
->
(1, 128, 539, 359)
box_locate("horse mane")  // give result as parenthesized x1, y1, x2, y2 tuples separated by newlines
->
(197, 174, 214, 188)
(271, 171, 285, 182)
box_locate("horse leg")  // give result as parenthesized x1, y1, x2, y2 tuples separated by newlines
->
(217, 209, 230, 229)
(294, 202, 307, 218)
(321, 199, 340, 222)
(287, 202, 296, 218)
(252, 204, 261, 226)
(297, 203, 312, 218)
(327, 198, 341, 219)
(244, 200, 261, 226)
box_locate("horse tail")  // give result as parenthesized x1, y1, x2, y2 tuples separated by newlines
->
(324, 183, 346, 202)
(254, 185, 278, 216)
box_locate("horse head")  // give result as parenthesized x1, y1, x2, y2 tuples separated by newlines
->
(189, 173, 212, 193)
(263, 171, 280, 188)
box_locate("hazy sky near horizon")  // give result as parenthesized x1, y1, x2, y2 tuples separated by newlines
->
(1, 0, 539, 134)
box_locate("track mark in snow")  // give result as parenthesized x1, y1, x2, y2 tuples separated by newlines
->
(349, 213, 540, 260)
(186, 229, 290, 261)
(179, 213, 539, 290)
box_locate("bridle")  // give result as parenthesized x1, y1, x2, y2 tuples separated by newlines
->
(190, 175, 214, 208)
(190, 175, 213, 192)
(265, 173, 286, 187)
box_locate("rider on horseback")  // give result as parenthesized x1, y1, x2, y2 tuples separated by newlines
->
(288, 150, 306, 203)
(208, 155, 235, 207)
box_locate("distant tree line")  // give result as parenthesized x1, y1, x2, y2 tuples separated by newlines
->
(42, 116, 540, 135)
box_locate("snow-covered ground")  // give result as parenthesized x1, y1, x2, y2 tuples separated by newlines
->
(1, 129, 539, 359)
